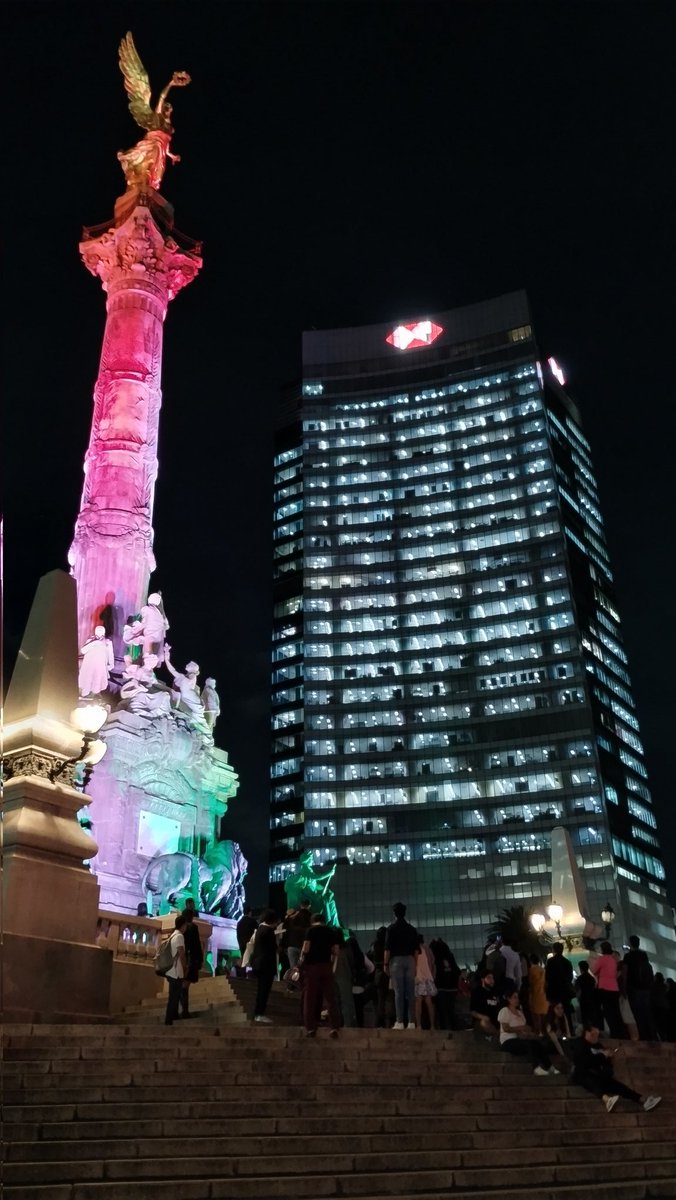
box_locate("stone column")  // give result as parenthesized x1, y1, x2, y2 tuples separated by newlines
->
(68, 200, 201, 661)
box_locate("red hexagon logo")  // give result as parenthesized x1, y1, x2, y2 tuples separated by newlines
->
(386, 320, 443, 350)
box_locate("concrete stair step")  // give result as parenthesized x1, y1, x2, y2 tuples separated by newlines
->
(3, 1094, 636, 1121)
(4, 1159, 676, 1199)
(10, 1111, 674, 1145)
(7, 1136, 676, 1171)
(4, 1022, 674, 1200)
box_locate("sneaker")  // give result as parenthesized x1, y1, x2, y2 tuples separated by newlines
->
(304, 1029, 316, 1038)
(643, 1095, 662, 1112)
(329, 1029, 339, 1039)
(533, 1066, 549, 1076)
(405, 1023, 416, 1030)
(253, 1015, 272, 1024)
(605, 1095, 619, 1112)
(392, 1021, 405, 1030)
(548, 1066, 560, 1076)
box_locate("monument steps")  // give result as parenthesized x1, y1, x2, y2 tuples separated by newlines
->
(229, 975, 305, 1024)
(111, 973, 248, 1025)
(3, 1026, 674, 1200)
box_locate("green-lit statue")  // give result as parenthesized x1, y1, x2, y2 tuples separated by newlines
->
(284, 850, 341, 927)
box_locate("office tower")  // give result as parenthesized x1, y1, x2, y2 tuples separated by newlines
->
(270, 291, 675, 969)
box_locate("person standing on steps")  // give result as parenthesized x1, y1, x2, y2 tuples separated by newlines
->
(499, 937, 522, 995)
(590, 942, 625, 1039)
(179, 905, 203, 1019)
(571, 1024, 661, 1112)
(286, 900, 312, 970)
(251, 909, 279, 1024)
(623, 935, 656, 1041)
(414, 934, 437, 1030)
(575, 960, 601, 1029)
(236, 906, 257, 958)
(545, 942, 574, 1020)
(299, 913, 342, 1038)
(164, 913, 188, 1027)
(383, 902, 419, 1029)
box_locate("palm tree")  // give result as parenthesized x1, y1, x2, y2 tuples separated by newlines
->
(486, 905, 551, 961)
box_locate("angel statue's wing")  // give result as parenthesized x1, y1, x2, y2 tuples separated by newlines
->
(119, 32, 156, 131)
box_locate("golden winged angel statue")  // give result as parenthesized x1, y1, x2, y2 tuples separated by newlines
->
(117, 32, 191, 192)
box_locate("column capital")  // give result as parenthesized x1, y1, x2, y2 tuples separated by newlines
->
(80, 203, 202, 303)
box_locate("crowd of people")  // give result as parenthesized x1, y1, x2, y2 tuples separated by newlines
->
(233, 900, 465, 1032)
(232, 901, 676, 1045)
(468, 930, 668, 1111)
(222, 902, 673, 1111)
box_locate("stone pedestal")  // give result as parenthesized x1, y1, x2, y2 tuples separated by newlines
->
(2, 571, 113, 1021)
(87, 705, 239, 914)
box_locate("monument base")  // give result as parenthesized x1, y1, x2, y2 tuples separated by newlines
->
(1, 932, 113, 1023)
(87, 705, 240, 915)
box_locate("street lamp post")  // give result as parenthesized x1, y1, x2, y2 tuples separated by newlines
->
(546, 902, 564, 939)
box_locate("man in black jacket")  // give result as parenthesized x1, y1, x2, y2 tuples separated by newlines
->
(179, 905, 204, 1018)
(571, 1025, 661, 1112)
(251, 909, 279, 1024)
(545, 943, 574, 1014)
(623, 936, 656, 1040)
(383, 902, 419, 1029)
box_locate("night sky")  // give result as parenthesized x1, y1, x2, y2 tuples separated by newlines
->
(4, 2, 675, 909)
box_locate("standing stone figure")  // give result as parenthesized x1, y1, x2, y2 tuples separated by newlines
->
(139, 591, 169, 664)
(201, 677, 220, 731)
(78, 625, 114, 696)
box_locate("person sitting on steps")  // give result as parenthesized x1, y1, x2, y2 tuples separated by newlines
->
(571, 1024, 661, 1113)
(498, 988, 560, 1076)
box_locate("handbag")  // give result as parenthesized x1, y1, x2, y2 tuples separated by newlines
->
(241, 931, 256, 969)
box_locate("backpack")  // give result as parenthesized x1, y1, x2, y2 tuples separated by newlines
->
(154, 935, 176, 977)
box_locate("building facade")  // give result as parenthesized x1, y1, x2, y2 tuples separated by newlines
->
(270, 291, 675, 969)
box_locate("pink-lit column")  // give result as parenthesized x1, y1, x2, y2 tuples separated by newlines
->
(69, 201, 201, 660)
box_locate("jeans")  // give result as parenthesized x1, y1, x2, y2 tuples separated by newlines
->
(574, 1066, 640, 1103)
(254, 969, 276, 1017)
(500, 1036, 551, 1070)
(628, 989, 657, 1041)
(390, 955, 416, 1025)
(302, 962, 341, 1033)
(165, 975, 183, 1025)
(288, 946, 301, 969)
(598, 989, 625, 1039)
(436, 989, 457, 1031)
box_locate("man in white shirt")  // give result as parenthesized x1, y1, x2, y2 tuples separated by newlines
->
(164, 914, 188, 1026)
(499, 937, 522, 991)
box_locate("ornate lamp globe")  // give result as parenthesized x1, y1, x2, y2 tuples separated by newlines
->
(530, 912, 546, 933)
(71, 703, 107, 735)
(601, 903, 615, 927)
(546, 902, 563, 924)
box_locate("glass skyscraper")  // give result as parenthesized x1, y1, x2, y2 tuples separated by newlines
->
(270, 291, 675, 970)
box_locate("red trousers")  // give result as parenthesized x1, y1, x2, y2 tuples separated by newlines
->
(302, 962, 341, 1032)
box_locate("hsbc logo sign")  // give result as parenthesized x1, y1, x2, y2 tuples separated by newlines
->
(386, 320, 443, 351)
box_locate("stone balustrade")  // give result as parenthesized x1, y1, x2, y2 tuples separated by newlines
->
(96, 910, 162, 963)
